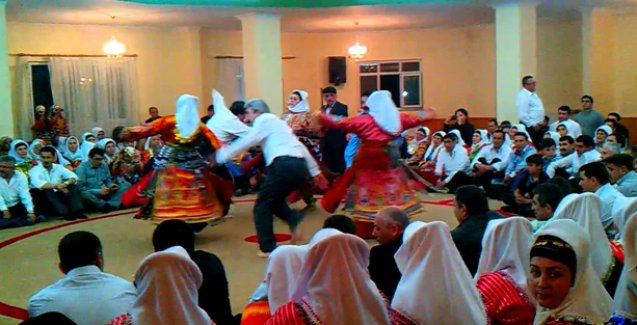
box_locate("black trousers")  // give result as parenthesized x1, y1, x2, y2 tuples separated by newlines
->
(0, 203, 30, 229)
(31, 185, 83, 217)
(526, 124, 547, 149)
(254, 157, 309, 253)
(446, 172, 473, 194)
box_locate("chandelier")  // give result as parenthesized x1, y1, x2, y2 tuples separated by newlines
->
(103, 36, 126, 57)
(348, 42, 367, 60)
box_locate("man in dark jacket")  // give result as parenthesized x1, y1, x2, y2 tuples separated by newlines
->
(320, 86, 348, 174)
(451, 185, 502, 275)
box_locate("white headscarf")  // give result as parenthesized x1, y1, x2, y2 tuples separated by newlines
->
(407, 127, 430, 156)
(207, 89, 250, 143)
(552, 193, 613, 281)
(62, 136, 83, 162)
(130, 246, 211, 325)
(613, 197, 637, 241)
(91, 127, 105, 139)
(287, 89, 310, 113)
(8, 139, 30, 163)
(613, 212, 637, 319)
(176, 94, 201, 140)
(392, 221, 487, 324)
(471, 129, 489, 151)
(259, 246, 308, 314)
(290, 232, 390, 325)
(28, 139, 46, 161)
(80, 132, 96, 162)
(475, 217, 533, 291)
(596, 125, 613, 137)
(448, 129, 467, 147)
(366, 90, 401, 135)
(532, 219, 612, 325)
(513, 123, 532, 142)
(423, 131, 445, 161)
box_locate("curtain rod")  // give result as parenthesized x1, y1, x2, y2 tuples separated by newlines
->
(214, 55, 296, 60)
(10, 53, 138, 58)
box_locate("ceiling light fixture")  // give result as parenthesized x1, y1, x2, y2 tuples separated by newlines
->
(103, 16, 126, 57)
(348, 22, 367, 61)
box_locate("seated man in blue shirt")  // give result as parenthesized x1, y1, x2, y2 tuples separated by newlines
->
(503, 132, 537, 191)
(579, 161, 624, 239)
(76, 148, 130, 212)
(28, 231, 136, 325)
(605, 154, 637, 197)
(502, 154, 549, 217)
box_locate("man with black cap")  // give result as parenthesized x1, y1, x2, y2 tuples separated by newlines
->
(320, 86, 348, 175)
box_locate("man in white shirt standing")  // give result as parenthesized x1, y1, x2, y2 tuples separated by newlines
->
(0, 155, 45, 229)
(215, 99, 327, 256)
(28, 231, 136, 325)
(579, 162, 624, 239)
(516, 75, 545, 148)
(29, 146, 86, 220)
(549, 105, 582, 137)
(434, 133, 470, 193)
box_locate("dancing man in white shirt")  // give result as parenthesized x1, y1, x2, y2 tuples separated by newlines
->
(215, 99, 327, 257)
(516, 75, 545, 148)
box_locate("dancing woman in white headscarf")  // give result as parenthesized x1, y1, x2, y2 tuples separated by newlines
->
(316, 90, 435, 238)
(119, 94, 230, 228)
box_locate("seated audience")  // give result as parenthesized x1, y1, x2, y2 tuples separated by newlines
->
(201, 104, 214, 124)
(451, 185, 501, 275)
(475, 217, 535, 325)
(607, 132, 627, 151)
(575, 94, 605, 137)
(9, 139, 36, 176)
(529, 219, 612, 325)
(502, 154, 549, 218)
(601, 142, 623, 160)
(596, 125, 613, 152)
(96, 138, 118, 165)
(579, 162, 624, 238)
(405, 127, 429, 163)
(28, 231, 136, 325)
(0, 136, 11, 156)
(530, 182, 566, 233)
(266, 232, 391, 325)
(152, 219, 237, 325)
(608, 112, 630, 141)
(419, 130, 445, 166)
(443, 108, 475, 146)
(109, 246, 211, 325)
(110, 147, 142, 185)
(61, 136, 82, 169)
(503, 132, 537, 189)
(605, 154, 637, 197)
(546, 136, 578, 178)
(433, 133, 470, 192)
(469, 129, 489, 161)
(485, 118, 498, 144)
(29, 146, 86, 220)
(368, 206, 408, 301)
(540, 137, 559, 168)
(610, 212, 637, 324)
(549, 105, 582, 137)
(0, 155, 44, 229)
(392, 221, 487, 324)
(471, 129, 511, 195)
(76, 148, 130, 212)
(322, 214, 357, 234)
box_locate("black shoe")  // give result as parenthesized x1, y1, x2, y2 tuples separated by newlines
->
(75, 213, 88, 219)
(63, 214, 77, 221)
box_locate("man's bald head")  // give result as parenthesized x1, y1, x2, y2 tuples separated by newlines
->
(373, 206, 410, 244)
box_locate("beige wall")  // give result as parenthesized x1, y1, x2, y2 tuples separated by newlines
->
(613, 14, 637, 116)
(7, 23, 207, 125)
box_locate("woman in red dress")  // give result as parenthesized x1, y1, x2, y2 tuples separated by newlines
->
(529, 219, 612, 325)
(475, 217, 536, 324)
(317, 90, 434, 237)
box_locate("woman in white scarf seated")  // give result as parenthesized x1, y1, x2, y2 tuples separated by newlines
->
(61, 136, 83, 170)
(405, 127, 430, 165)
(96, 138, 118, 165)
(595, 125, 613, 153)
(266, 231, 391, 325)
(470, 129, 489, 161)
(610, 212, 637, 324)
(529, 219, 612, 325)
(80, 132, 96, 162)
(612, 196, 637, 242)
(552, 193, 623, 296)
(475, 217, 536, 324)
(108, 246, 214, 325)
(91, 126, 106, 142)
(29, 138, 71, 169)
(391, 221, 487, 325)
(448, 129, 469, 153)
(242, 229, 341, 325)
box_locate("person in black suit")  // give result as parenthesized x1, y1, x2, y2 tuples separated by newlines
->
(320, 86, 348, 175)
(450, 185, 503, 275)
(368, 206, 409, 301)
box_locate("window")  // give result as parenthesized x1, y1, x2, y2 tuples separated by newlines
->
(359, 59, 422, 109)
(29, 63, 54, 110)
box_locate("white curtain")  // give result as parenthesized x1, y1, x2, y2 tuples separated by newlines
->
(14, 57, 36, 140)
(49, 57, 139, 136)
(215, 58, 245, 102)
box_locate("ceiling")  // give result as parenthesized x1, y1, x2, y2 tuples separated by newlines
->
(5, 0, 637, 32)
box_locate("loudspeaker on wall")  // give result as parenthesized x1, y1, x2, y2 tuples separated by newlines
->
(328, 56, 347, 85)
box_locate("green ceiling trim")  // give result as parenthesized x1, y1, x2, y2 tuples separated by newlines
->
(119, 0, 465, 8)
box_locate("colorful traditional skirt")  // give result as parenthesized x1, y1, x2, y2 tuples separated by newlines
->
(137, 143, 228, 224)
(321, 141, 423, 237)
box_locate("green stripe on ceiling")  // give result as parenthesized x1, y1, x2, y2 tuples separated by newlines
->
(118, 0, 466, 8)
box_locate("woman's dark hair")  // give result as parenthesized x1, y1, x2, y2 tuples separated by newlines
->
(531, 235, 577, 283)
(111, 126, 125, 141)
(292, 91, 303, 101)
(229, 101, 246, 116)
(323, 215, 357, 234)
(455, 108, 469, 118)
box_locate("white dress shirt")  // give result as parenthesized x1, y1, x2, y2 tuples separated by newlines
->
(29, 163, 78, 190)
(549, 119, 582, 137)
(579, 149, 602, 168)
(215, 113, 321, 176)
(435, 145, 469, 183)
(595, 183, 625, 234)
(516, 88, 545, 127)
(28, 265, 136, 325)
(0, 172, 34, 213)
(546, 149, 601, 178)
(206, 114, 250, 143)
(471, 144, 512, 172)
